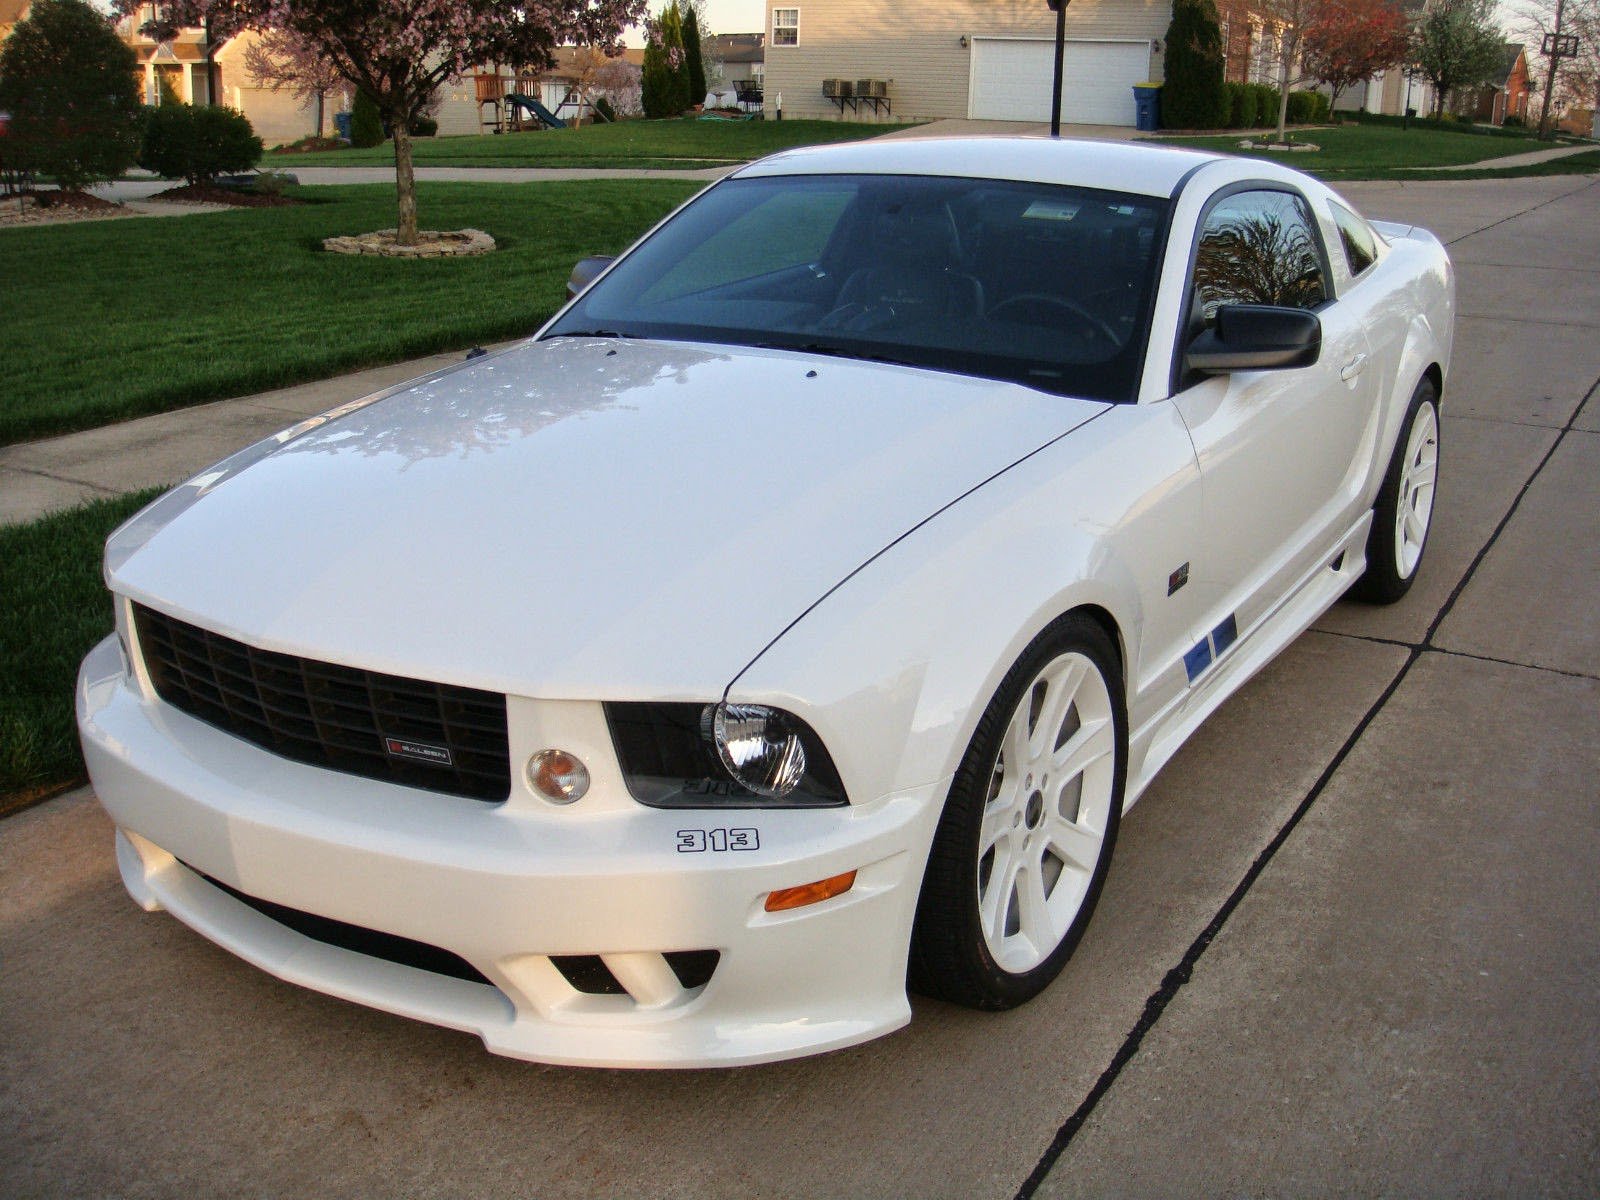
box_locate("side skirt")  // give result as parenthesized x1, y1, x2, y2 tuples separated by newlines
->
(1123, 511, 1374, 810)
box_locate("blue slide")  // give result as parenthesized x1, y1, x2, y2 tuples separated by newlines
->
(505, 94, 565, 129)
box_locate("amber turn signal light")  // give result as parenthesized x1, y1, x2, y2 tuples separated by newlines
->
(764, 870, 857, 913)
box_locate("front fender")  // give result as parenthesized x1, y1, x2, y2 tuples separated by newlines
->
(726, 401, 1205, 811)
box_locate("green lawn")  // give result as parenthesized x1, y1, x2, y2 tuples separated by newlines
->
(1153, 123, 1571, 179)
(0, 179, 700, 445)
(1, 489, 162, 810)
(280, 117, 917, 169)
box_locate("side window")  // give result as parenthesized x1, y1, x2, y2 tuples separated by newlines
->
(772, 7, 799, 46)
(1330, 201, 1381, 278)
(1191, 189, 1327, 321)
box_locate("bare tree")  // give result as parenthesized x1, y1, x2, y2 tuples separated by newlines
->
(241, 29, 346, 138)
(1250, 0, 1320, 142)
(1512, 0, 1600, 132)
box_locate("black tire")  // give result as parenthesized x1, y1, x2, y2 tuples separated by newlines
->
(909, 613, 1127, 1010)
(1351, 376, 1440, 605)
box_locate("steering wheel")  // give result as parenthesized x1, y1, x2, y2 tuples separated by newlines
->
(816, 300, 901, 334)
(986, 293, 1121, 348)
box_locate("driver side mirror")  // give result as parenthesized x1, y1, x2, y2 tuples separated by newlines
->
(1185, 304, 1322, 375)
(566, 255, 616, 301)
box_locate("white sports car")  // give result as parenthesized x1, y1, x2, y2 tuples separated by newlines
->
(78, 138, 1452, 1068)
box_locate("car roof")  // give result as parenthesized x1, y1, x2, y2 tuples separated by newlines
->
(731, 136, 1225, 199)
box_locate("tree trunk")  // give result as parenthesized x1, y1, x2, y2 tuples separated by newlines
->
(1276, 47, 1293, 142)
(393, 123, 419, 245)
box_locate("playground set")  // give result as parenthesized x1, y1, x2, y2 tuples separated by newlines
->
(474, 73, 586, 133)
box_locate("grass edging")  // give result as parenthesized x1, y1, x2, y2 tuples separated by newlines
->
(1, 488, 165, 814)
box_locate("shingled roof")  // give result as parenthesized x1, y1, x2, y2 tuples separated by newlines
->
(1491, 43, 1526, 88)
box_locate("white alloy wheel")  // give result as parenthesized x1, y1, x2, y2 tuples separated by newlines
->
(1394, 401, 1438, 580)
(1354, 377, 1440, 605)
(977, 651, 1116, 973)
(910, 613, 1126, 1010)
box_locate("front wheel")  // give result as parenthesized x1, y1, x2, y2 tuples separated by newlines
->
(910, 614, 1126, 1010)
(1352, 378, 1440, 605)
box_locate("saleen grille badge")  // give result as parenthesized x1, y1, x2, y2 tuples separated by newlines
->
(383, 736, 454, 767)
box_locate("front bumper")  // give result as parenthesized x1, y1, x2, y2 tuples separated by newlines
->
(77, 633, 946, 1067)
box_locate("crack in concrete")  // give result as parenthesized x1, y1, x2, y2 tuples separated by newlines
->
(1012, 363, 1600, 1197)
(1320, 630, 1600, 683)
(1444, 175, 1599, 247)
(0, 464, 121, 493)
(1456, 313, 1600, 330)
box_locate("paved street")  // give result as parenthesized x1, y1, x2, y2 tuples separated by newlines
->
(2, 174, 1596, 1198)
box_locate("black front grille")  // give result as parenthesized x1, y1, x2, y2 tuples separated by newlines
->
(134, 604, 511, 802)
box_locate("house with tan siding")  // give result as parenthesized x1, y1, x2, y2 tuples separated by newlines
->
(761, 0, 1171, 127)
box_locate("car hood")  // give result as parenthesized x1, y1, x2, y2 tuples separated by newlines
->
(109, 338, 1107, 698)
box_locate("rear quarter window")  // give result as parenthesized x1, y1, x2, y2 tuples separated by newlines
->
(1330, 201, 1384, 279)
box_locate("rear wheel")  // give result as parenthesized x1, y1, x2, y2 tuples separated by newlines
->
(1352, 378, 1440, 604)
(910, 614, 1126, 1009)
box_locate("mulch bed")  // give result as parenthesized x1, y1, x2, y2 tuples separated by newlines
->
(0, 188, 133, 226)
(149, 183, 302, 207)
(14, 188, 121, 211)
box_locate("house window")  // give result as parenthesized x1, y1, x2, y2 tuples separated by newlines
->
(772, 7, 799, 47)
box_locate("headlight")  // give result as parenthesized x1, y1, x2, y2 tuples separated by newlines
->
(604, 701, 848, 809)
(706, 703, 806, 797)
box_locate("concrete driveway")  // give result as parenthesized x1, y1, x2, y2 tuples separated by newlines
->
(2, 175, 1596, 1199)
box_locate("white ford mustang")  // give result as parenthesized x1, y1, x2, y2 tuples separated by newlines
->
(78, 138, 1452, 1067)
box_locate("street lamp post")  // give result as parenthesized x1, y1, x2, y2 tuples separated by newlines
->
(1047, 0, 1069, 137)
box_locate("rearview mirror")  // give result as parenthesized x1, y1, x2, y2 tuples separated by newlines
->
(1185, 304, 1322, 375)
(566, 255, 616, 301)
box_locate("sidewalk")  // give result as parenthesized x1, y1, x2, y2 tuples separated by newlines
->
(1409, 140, 1597, 171)
(0, 343, 516, 527)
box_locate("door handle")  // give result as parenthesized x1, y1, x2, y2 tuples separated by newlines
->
(1340, 353, 1368, 382)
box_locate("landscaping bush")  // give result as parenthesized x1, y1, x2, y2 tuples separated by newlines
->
(1250, 84, 1279, 128)
(350, 89, 384, 147)
(1162, 0, 1228, 128)
(1286, 90, 1329, 124)
(594, 95, 617, 123)
(139, 104, 263, 184)
(1502, 113, 1524, 128)
(0, 0, 143, 192)
(249, 169, 295, 195)
(408, 115, 438, 137)
(1226, 82, 1255, 128)
(682, 1, 706, 107)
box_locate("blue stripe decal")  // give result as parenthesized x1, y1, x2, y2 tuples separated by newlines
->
(1183, 639, 1213, 682)
(1212, 613, 1238, 655)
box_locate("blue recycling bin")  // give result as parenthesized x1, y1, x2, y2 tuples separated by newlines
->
(1132, 85, 1161, 132)
(333, 111, 352, 141)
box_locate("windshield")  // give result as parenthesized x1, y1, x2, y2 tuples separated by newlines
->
(545, 173, 1169, 404)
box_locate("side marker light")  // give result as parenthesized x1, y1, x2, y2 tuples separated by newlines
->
(764, 870, 857, 913)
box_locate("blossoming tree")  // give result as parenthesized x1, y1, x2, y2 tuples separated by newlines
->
(120, 0, 644, 244)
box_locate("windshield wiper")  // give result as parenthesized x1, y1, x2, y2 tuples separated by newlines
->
(549, 329, 642, 340)
(756, 340, 918, 369)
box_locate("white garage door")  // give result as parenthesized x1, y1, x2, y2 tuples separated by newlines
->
(969, 38, 1150, 126)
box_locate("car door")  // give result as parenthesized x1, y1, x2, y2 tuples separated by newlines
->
(1169, 184, 1381, 650)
